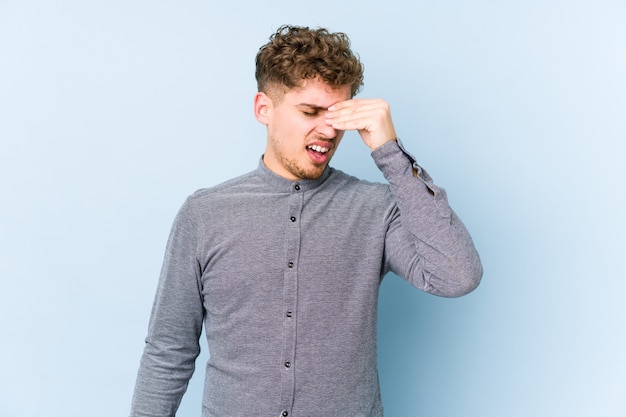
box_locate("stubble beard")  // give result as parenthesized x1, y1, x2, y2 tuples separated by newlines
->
(283, 154, 327, 180)
(268, 133, 336, 180)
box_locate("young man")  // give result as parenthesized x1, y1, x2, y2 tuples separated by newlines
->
(130, 25, 482, 417)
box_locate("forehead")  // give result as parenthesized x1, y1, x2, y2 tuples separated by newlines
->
(283, 78, 351, 107)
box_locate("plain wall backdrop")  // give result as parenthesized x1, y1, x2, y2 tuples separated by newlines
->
(1, 1, 624, 416)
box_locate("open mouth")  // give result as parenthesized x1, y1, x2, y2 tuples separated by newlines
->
(307, 144, 330, 154)
(306, 144, 332, 164)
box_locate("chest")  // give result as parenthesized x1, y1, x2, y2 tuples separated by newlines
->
(196, 190, 389, 318)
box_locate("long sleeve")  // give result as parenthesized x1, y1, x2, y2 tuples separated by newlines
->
(130, 198, 205, 417)
(373, 140, 483, 297)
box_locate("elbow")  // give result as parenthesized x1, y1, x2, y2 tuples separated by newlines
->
(432, 256, 482, 298)
(448, 257, 483, 297)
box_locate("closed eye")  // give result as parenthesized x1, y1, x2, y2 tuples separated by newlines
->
(297, 104, 328, 117)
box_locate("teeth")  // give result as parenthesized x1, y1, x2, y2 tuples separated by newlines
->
(308, 145, 329, 153)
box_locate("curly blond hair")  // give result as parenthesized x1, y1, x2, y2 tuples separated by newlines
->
(255, 25, 364, 99)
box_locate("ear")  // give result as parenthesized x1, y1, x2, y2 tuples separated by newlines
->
(254, 92, 272, 125)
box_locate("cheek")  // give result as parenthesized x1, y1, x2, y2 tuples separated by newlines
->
(269, 112, 318, 145)
(275, 115, 302, 137)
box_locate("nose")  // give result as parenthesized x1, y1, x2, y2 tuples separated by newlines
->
(316, 117, 339, 139)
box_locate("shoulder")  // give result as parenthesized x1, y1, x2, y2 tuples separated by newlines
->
(325, 168, 394, 209)
(327, 167, 391, 194)
(185, 169, 260, 205)
(167, 170, 261, 226)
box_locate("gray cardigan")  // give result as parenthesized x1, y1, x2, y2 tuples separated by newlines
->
(130, 140, 482, 417)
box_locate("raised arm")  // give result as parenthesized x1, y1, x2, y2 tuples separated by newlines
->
(374, 140, 482, 297)
(326, 98, 482, 296)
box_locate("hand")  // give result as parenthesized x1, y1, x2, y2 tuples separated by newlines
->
(326, 98, 397, 151)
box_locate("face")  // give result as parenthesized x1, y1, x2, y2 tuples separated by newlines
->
(255, 77, 351, 181)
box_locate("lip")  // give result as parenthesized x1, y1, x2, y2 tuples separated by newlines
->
(306, 141, 334, 165)
(306, 141, 335, 151)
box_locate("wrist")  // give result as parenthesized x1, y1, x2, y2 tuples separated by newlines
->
(368, 137, 397, 152)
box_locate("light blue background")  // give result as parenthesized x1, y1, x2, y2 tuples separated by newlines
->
(1, 1, 624, 416)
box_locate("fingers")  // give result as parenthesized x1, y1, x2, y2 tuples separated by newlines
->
(326, 99, 386, 127)
(326, 99, 397, 150)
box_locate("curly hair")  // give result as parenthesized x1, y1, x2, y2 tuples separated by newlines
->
(255, 25, 364, 99)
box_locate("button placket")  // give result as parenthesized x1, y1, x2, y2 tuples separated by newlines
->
(278, 183, 303, 415)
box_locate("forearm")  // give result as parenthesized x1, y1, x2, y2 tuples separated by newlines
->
(373, 140, 483, 297)
(130, 336, 200, 417)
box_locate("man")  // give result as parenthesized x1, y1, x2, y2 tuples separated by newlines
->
(130, 25, 482, 417)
